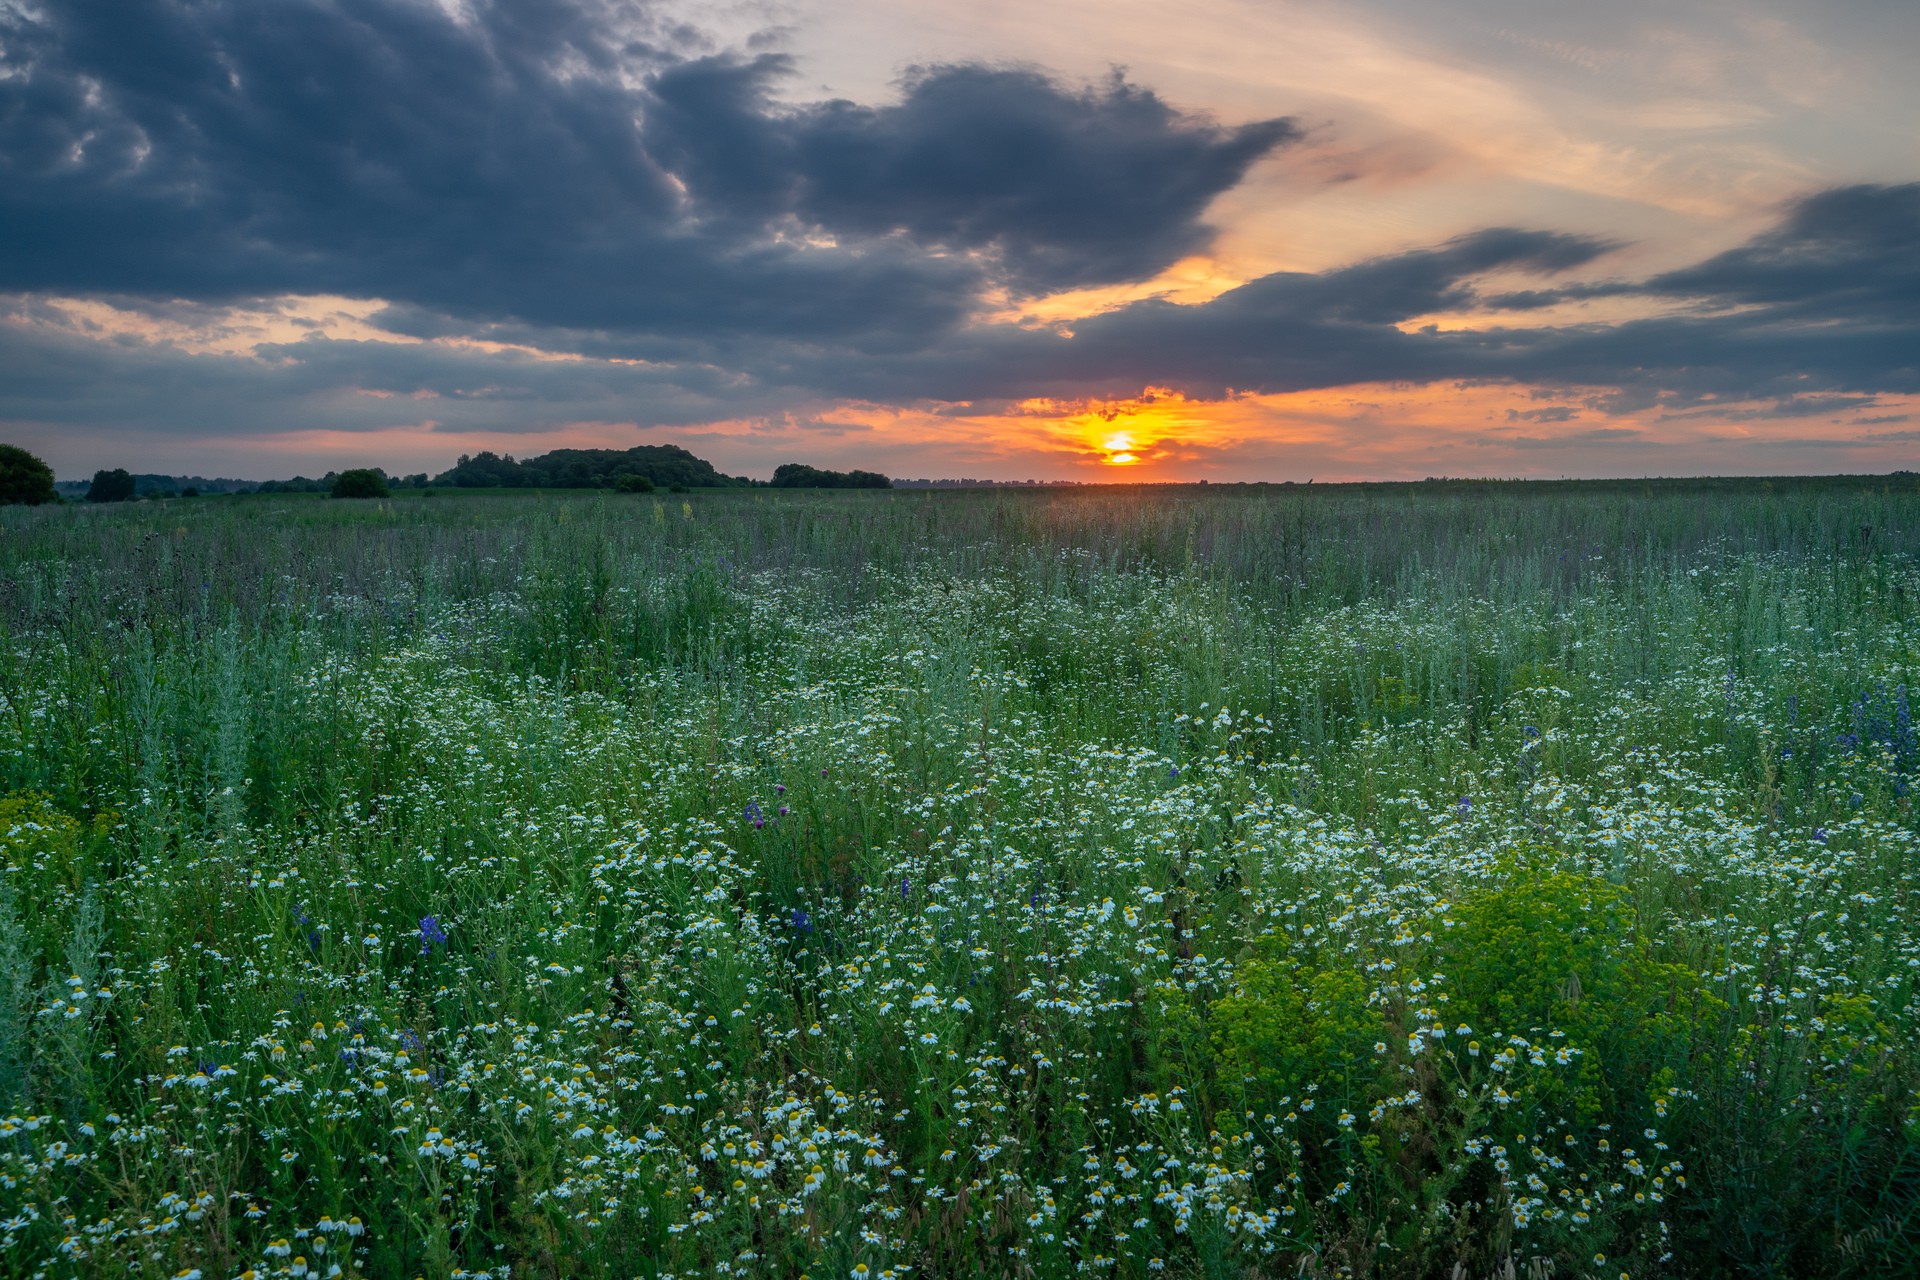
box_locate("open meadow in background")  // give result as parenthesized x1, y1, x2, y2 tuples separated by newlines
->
(1, 480, 1918, 1279)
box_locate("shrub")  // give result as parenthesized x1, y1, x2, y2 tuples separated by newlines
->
(0, 444, 57, 506)
(1213, 864, 1715, 1274)
(331, 468, 391, 499)
(0, 791, 113, 895)
(614, 472, 655, 493)
(85, 468, 136, 503)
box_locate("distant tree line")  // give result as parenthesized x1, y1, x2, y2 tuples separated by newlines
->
(433, 446, 749, 490)
(894, 477, 1081, 488)
(3, 440, 911, 503)
(770, 463, 891, 489)
(258, 471, 430, 495)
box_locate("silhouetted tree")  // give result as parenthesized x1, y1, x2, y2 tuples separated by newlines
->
(0, 444, 57, 506)
(331, 469, 390, 499)
(86, 468, 136, 503)
(771, 463, 892, 489)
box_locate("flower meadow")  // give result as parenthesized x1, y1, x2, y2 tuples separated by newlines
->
(0, 481, 1917, 1279)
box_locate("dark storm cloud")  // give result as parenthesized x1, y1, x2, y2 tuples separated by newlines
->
(1455, 185, 1920, 406)
(644, 54, 1302, 292)
(1483, 183, 1920, 323)
(1644, 183, 1920, 325)
(763, 228, 1619, 401)
(0, 0, 1297, 344)
(786, 64, 1300, 291)
(784, 186, 1920, 410)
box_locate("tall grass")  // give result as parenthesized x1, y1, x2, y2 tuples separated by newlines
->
(0, 479, 1915, 1278)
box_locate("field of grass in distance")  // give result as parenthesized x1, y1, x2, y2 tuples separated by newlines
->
(1, 478, 1917, 1278)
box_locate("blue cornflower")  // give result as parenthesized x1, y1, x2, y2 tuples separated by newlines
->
(419, 915, 447, 955)
(789, 907, 812, 934)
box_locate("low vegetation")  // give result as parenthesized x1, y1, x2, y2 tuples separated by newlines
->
(0, 480, 1916, 1278)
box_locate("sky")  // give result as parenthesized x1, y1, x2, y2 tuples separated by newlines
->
(2, 0, 1917, 482)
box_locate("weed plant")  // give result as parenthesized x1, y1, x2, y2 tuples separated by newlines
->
(0, 480, 1916, 1278)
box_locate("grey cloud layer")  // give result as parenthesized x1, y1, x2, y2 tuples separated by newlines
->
(0, 0, 1294, 345)
(1, 0, 1916, 441)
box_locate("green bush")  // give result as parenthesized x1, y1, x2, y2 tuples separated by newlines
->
(0, 444, 57, 506)
(1213, 865, 1715, 1274)
(85, 467, 135, 503)
(331, 468, 391, 499)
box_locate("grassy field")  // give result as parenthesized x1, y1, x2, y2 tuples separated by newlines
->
(1, 480, 1918, 1279)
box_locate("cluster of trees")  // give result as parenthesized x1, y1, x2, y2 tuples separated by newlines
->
(432, 448, 892, 490)
(4, 440, 907, 507)
(770, 463, 892, 489)
(259, 471, 429, 494)
(433, 446, 744, 490)
(894, 477, 1079, 488)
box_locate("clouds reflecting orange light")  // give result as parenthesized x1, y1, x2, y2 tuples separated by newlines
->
(679, 383, 1920, 484)
(29, 378, 1917, 482)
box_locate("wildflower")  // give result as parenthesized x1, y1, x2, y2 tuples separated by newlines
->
(419, 915, 447, 954)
